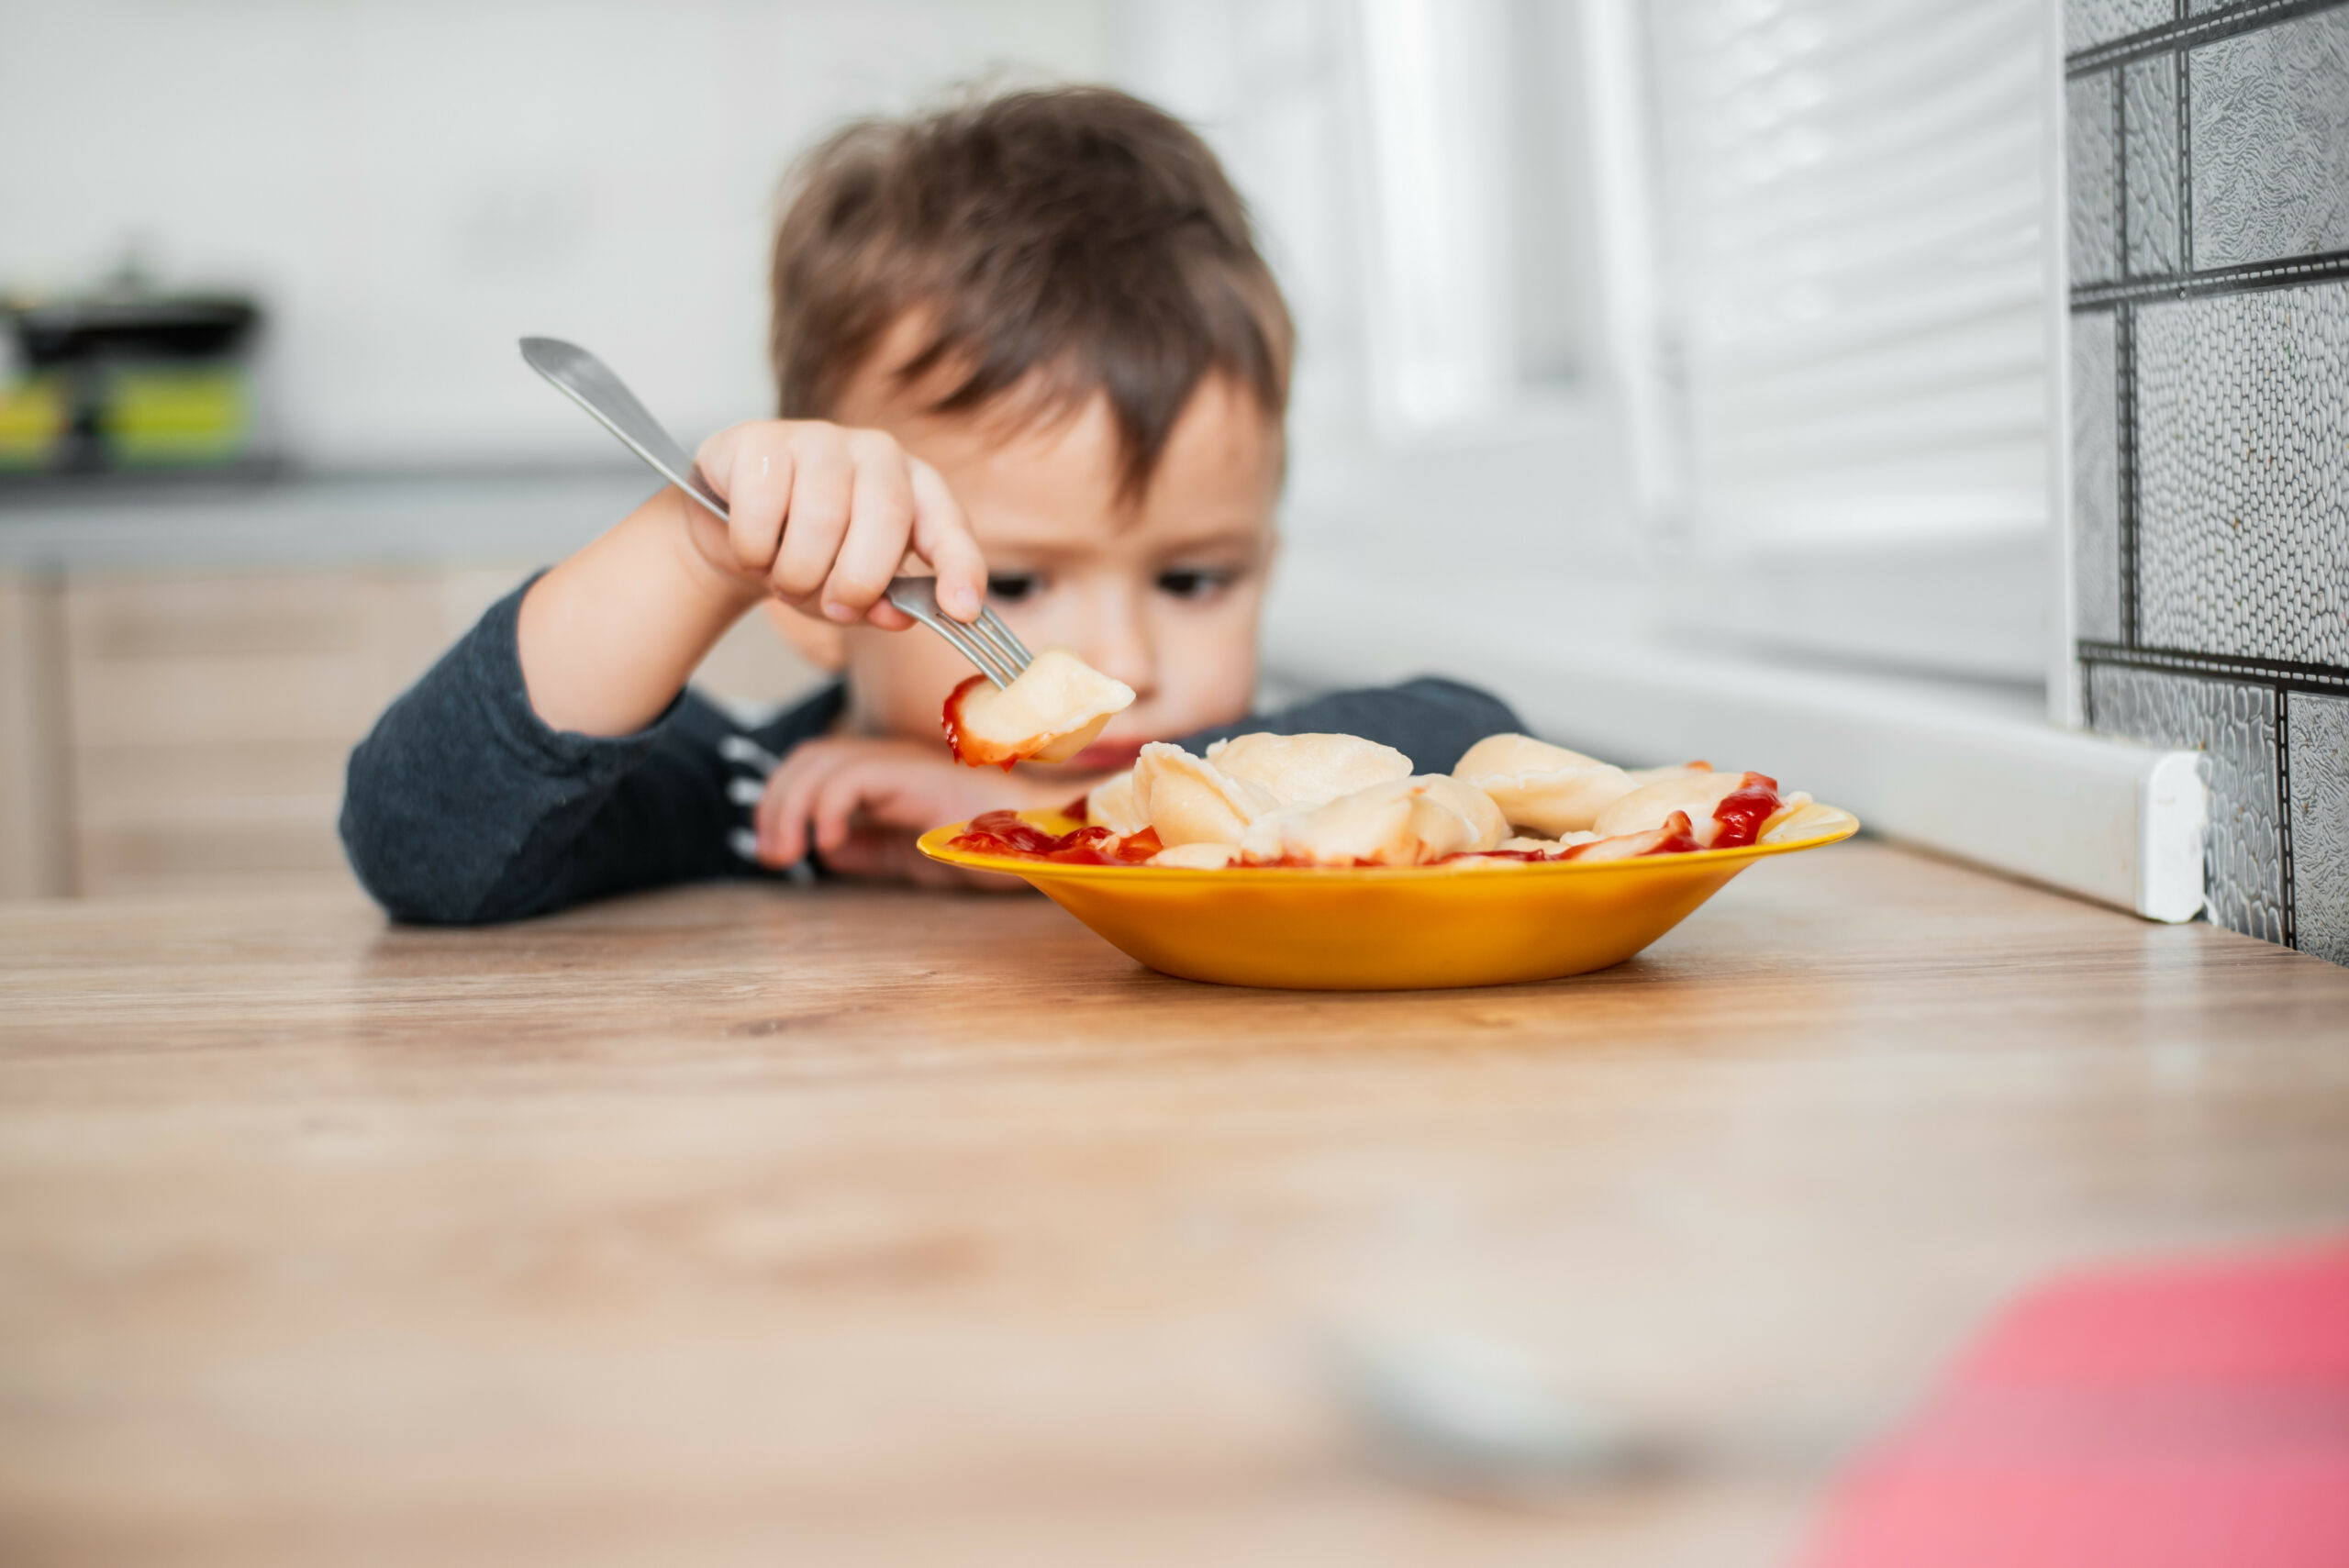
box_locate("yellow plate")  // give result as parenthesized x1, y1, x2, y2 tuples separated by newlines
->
(918, 803, 1860, 990)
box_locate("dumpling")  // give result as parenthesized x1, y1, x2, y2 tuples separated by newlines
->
(1205, 732, 1413, 808)
(944, 648, 1135, 767)
(1453, 732, 1638, 836)
(1131, 742, 1280, 847)
(1628, 761, 1712, 784)
(1240, 774, 1508, 866)
(1455, 733, 1609, 775)
(1150, 841, 1241, 869)
(1498, 832, 1599, 853)
(1083, 767, 1148, 835)
(1591, 769, 1767, 844)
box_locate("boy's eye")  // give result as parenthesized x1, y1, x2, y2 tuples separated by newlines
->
(1156, 568, 1232, 601)
(986, 573, 1044, 604)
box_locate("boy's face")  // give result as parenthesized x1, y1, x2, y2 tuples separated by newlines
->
(822, 369, 1281, 771)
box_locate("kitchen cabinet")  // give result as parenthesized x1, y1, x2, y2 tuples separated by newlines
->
(0, 573, 70, 899)
(0, 562, 826, 899)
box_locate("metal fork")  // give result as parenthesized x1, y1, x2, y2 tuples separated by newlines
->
(519, 336, 1034, 688)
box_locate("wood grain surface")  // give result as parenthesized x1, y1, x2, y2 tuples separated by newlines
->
(2, 841, 2346, 1565)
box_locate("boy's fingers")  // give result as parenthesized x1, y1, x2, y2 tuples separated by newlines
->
(692, 428, 737, 501)
(809, 763, 885, 855)
(907, 458, 987, 622)
(770, 438, 853, 603)
(699, 429, 792, 575)
(753, 768, 806, 868)
(755, 743, 843, 867)
(821, 441, 916, 625)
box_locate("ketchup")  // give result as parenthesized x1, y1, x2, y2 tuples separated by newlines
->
(1706, 773, 1781, 850)
(1650, 810, 1705, 855)
(954, 774, 1787, 871)
(949, 811, 1161, 865)
(941, 675, 1016, 772)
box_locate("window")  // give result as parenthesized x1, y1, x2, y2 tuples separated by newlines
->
(1116, 0, 1622, 571)
(1622, 0, 2063, 684)
(1121, 0, 2062, 681)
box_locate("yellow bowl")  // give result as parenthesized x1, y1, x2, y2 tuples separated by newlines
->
(918, 804, 1860, 990)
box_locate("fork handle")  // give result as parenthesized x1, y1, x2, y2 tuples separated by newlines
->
(520, 337, 730, 524)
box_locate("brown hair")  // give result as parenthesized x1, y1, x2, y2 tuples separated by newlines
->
(769, 86, 1292, 504)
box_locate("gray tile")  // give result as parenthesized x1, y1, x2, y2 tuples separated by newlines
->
(2069, 72, 2122, 286)
(2135, 281, 2349, 667)
(2288, 691, 2349, 966)
(2189, 6, 2349, 270)
(2067, 0, 2174, 55)
(2089, 663, 2286, 943)
(2072, 310, 2123, 641)
(2124, 53, 2181, 276)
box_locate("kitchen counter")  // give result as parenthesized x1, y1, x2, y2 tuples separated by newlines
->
(0, 469, 657, 573)
(4, 841, 2347, 1564)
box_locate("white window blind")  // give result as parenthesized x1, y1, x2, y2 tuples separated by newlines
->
(1641, 0, 2054, 549)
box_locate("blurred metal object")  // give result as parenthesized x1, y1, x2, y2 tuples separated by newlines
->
(1329, 1329, 1865, 1497)
(519, 336, 1031, 688)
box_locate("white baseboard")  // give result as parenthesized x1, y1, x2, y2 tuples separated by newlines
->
(1264, 558, 2207, 922)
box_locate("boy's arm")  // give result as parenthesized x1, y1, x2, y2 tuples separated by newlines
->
(1175, 677, 1524, 773)
(340, 418, 990, 921)
(340, 577, 766, 923)
(517, 426, 985, 737)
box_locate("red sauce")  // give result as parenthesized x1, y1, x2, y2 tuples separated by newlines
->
(955, 774, 1788, 871)
(1706, 773, 1781, 850)
(1113, 827, 1164, 862)
(1650, 811, 1705, 856)
(941, 675, 1017, 772)
(949, 811, 1162, 865)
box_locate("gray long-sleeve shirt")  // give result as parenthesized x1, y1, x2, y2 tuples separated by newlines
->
(340, 580, 1522, 924)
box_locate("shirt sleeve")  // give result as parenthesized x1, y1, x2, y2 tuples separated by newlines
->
(340, 577, 814, 925)
(1174, 675, 1523, 773)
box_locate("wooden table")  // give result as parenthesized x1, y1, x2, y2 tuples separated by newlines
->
(4, 842, 2346, 1565)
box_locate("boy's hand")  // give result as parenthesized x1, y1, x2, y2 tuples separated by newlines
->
(691, 421, 988, 628)
(753, 737, 1090, 890)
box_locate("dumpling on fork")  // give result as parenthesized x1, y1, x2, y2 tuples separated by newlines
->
(943, 649, 1135, 768)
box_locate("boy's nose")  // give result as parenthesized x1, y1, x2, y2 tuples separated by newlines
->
(1074, 585, 1157, 706)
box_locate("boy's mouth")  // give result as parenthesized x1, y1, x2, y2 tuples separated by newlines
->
(1058, 737, 1150, 773)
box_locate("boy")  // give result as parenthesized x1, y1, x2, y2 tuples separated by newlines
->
(343, 88, 1518, 923)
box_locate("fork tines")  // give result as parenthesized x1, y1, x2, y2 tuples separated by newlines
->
(885, 578, 1034, 688)
(929, 616, 1023, 687)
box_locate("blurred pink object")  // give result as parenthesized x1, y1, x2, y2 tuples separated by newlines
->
(1798, 1240, 2349, 1568)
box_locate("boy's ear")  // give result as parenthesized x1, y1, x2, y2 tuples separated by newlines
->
(763, 599, 848, 673)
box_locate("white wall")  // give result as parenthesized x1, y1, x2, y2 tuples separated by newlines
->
(0, 0, 1108, 468)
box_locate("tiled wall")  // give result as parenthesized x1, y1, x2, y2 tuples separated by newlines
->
(2066, 0, 2349, 963)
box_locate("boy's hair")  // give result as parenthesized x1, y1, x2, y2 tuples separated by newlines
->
(770, 86, 1292, 504)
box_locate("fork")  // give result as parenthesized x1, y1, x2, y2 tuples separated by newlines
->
(519, 337, 1033, 688)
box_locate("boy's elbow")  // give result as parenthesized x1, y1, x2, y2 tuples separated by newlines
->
(339, 742, 511, 926)
(340, 788, 466, 925)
